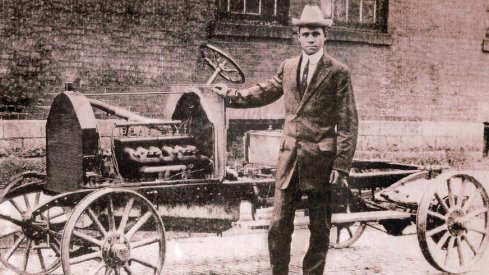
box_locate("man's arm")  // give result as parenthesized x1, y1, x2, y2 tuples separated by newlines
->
(213, 61, 286, 108)
(332, 68, 359, 175)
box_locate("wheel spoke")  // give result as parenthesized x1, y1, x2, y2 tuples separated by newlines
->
(73, 230, 102, 247)
(335, 226, 341, 243)
(107, 196, 116, 231)
(0, 228, 22, 238)
(346, 227, 353, 238)
(89, 262, 106, 275)
(456, 237, 465, 267)
(23, 194, 32, 212)
(118, 198, 135, 234)
(466, 224, 488, 235)
(49, 240, 61, 256)
(427, 210, 447, 221)
(426, 224, 448, 237)
(114, 268, 121, 275)
(37, 248, 46, 269)
(457, 177, 467, 207)
(125, 211, 152, 240)
(434, 192, 449, 212)
(9, 199, 24, 214)
(462, 234, 478, 255)
(0, 212, 26, 227)
(462, 189, 480, 212)
(447, 178, 455, 208)
(70, 251, 102, 265)
(445, 237, 455, 266)
(130, 256, 157, 270)
(87, 207, 107, 237)
(105, 267, 113, 275)
(34, 191, 41, 207)
(22, 239, 32, 271)
(123, 264, 133, 275)
(435, 231, 450, 251)
(130, 236, 160, 249)
(463, 206, 488, 221)
(5, 234, 26, 260)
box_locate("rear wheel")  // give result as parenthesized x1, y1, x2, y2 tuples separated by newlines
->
(417, 173, 489, 273)
(329, 184, 367, 249)
(329, 220, 366, 249)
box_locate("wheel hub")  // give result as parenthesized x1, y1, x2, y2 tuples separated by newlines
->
(21, 218, 47, 241)
(447, 209, 466, 237)
(22, 226, 44, 240)
(102, 232, 130, 268)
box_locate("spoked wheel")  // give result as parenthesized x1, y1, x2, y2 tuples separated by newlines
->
(0, 172, 67, 275)
(329, 184, 367, 249)
(329, 221, 366, 249)
(61, 188, 166, 275)
(417, 173, 489, 273)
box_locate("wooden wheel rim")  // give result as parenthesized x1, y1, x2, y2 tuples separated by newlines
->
(0, 172, 62, 275)
(329, 221, 367, 249)
(417, 173, 489, 273)
(61, 188, 166, 275)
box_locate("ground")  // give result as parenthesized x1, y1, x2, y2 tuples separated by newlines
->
(161, 225, 489, 275)
(1, 224, 488, 275)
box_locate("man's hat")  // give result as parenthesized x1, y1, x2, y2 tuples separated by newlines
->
(291, 5, 333, 27)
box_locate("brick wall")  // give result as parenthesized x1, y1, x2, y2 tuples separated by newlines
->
(0, 0, 217, 119)
(1, 0, 489, 159)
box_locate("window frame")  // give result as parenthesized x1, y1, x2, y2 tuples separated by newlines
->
(322, 0, 389, 33)
(216, 0, 290, 26)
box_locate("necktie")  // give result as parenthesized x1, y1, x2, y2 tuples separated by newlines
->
(301, 58, 309, 97)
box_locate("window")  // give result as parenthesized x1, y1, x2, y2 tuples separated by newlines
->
(217, 0, 290, 25)
(320, 0, 388, 32)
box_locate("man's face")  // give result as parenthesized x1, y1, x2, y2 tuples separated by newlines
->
(298, 26, 326, 55)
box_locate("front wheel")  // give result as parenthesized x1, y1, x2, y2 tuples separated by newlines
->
(417, 173, 489, 273)
(61, 188, 166, 275)
(0, 172, 65, 275)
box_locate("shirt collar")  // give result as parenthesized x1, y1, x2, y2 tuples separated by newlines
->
(302, 48, 324, 65)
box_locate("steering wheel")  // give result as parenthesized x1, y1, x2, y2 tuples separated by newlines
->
(200, 43, 245, 85)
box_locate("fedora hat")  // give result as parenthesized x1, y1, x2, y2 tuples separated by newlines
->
(291, 5, 333, 27)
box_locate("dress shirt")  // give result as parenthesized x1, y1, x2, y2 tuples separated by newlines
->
(300, 48, 324, 85)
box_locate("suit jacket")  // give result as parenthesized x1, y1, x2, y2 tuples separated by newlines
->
(226, 53, 358, 191)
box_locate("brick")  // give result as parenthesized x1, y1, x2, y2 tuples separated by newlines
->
(2, 120, 46, 138)
(421, 121, 482, 137)
(22, 138, 46, 150)
(358, 121, 380, 136)
(0, 139, 23, 152)
(378, 121, 422, 136)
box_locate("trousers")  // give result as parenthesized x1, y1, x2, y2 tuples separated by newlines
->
(268, 171, 333, 275)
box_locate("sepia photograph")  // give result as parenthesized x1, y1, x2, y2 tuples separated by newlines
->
(0, 0, 489, 274)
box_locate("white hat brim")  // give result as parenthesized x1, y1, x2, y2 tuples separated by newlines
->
(291, 18, 333, 27)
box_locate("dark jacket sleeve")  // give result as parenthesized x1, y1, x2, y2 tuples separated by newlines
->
(332, 68, 358, 174)
(225, 61, 285, 108)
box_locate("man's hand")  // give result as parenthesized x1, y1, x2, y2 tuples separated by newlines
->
(329, 169, 349, 188)
(212, 83, 229, 97)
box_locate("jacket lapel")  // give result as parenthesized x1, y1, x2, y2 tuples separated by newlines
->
(298, 54, 333, 112)
(288, 56, 302, 104)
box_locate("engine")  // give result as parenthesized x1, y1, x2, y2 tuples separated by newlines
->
(46, 88, 226, 193)
(112, 123, 212, 181)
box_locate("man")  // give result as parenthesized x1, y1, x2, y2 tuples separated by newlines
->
(213, 5, 358, 274)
